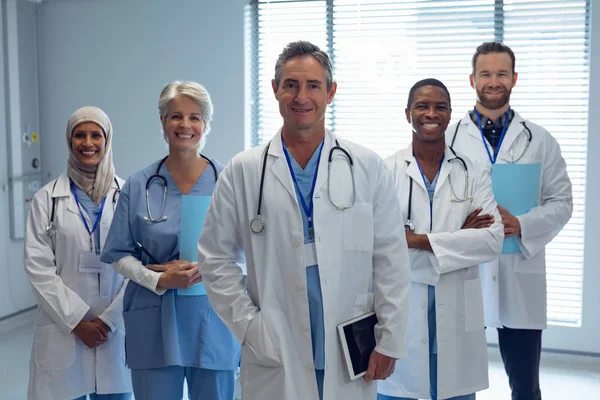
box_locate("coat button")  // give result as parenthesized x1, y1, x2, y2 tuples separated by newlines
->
(493, 275, 497, 282)
(422, 301, 427, 309)
(294, 240, 302, 248)
(304, 326, 310, 333)
(297, 284, 305, 292)
(422, 339, 427, 344)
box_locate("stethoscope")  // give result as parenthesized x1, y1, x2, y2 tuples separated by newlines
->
(450, 109, 533, 164)
(144, 154, 218, 223)
(46, 177, 120, 237)
(404, 147, 471, 233)
(249, 139, 355, 234)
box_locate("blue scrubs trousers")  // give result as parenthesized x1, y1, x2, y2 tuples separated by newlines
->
(378, 286, 476, 400)
(131, 366, 235, 400)
(73, 394, 131, 400)
(316, 369, 324, 400)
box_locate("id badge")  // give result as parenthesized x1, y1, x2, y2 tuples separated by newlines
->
(304, 242, 318, 267)
(78, 252, 105, 273)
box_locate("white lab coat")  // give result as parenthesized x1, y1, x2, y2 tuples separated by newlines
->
(198, 130, 411, 400)
(447, 111, 573, 329)
(378, 145, 503, 399)
(24, 173, 131, 400)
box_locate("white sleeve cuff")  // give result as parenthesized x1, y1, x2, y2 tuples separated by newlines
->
(113, 256, 167, 296)
(97, 314, 116, 332)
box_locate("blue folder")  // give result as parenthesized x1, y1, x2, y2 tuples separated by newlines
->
(491, 163, 541, 254)
(177, 195, 212, 296)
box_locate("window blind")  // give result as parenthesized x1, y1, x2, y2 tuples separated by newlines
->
(247, 0, 590, 326)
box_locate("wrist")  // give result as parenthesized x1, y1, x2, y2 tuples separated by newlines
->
(409, 234, 430, 250)
(73, 320, 86, 334)
(157, 273, 167, 290)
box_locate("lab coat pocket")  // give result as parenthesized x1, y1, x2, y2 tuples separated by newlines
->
(354, 293, 374, 316)
(242, 311, 283, 368)
(449, 203, 474, 230)
(343, 202, 374, 252)
(464, 278, 485, 332)
(34, 324, 76, 371)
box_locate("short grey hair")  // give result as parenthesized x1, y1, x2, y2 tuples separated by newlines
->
(158, 81, 214, 150)
(274, 41, 334, 91)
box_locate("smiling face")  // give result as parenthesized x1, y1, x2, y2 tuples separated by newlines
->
(70, 122, 106, 168)
(470, 52, 518, 111)
(272, 55, 337, 134)
(405, 85, 451, 143)
(162, 94, 204, 152)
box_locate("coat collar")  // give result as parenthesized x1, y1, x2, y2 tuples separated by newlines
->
(455, 109, 526, 161)
(267, 128, 335, 203)
(397, 144, 455, 193)
(51, 172, 121, 215)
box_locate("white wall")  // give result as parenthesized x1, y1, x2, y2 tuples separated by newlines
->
(37, 0, 246, 180)
(0, 0, 43, 319)
(0, 0, 245, 319)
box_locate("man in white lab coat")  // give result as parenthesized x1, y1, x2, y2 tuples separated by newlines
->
(198, 40, 411, 400)
(447, 42, 573, 400)
(378, 78, 503, 400)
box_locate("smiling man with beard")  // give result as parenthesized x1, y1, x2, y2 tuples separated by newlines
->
(447, 43, 573, 400)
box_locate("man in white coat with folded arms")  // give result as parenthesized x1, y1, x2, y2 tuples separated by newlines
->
(378, 78, 503, 400)
(198, 40, 411, 400)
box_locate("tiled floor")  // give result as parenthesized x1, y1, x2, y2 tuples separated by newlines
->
(1, 309, 598, 399)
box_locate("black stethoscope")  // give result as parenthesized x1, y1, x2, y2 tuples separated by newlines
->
(450, 112, 533, 164)
(46, 177, 120, 237)
(404, 147, 471, 233)
(249, 139, 355, 234)
(144, 154, 218, 223)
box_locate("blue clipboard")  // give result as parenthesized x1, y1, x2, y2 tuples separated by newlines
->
(492, 163, 541, 254)
(177, 195, 212, 296)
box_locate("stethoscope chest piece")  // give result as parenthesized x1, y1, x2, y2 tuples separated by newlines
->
(250, 217, 265, 234)
(404, 220, 415, 233)
(46, 224, 57, 236)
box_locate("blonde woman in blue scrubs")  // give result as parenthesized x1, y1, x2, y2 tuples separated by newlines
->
(101, 81, 239, 400)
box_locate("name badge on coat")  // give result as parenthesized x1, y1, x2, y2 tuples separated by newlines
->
(78, 252, 105, 273)
(304, 242, 318, 267)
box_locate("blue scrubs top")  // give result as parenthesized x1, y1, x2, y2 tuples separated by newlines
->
(73, 186, 102, 253)
(283, 142, 326, 370)
(100, 159, 240, 370)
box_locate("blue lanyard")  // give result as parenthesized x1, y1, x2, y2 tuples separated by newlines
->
(414, 154, 444, 232)
(282, 140, 324, 238)
(475, 108, 512, 165)
(70, 181, 107, 253)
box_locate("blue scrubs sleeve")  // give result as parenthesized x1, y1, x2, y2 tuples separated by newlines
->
(101, 179, 137, 264)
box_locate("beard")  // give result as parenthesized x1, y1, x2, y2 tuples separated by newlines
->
(476, 86, 512, 110)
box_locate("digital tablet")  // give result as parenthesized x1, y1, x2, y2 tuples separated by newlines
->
(337, 311, 378, 380)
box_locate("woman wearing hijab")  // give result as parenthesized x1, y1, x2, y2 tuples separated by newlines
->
(24, 106, 132, 400)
